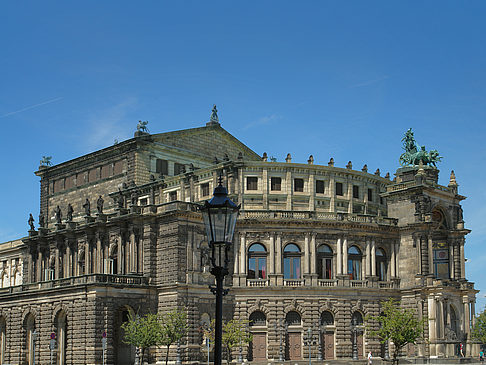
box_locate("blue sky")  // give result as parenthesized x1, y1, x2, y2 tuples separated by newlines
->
(1, 1, 485, 310)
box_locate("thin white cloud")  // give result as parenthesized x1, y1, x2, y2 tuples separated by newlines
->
(349, 75, 389, 89)
(241, 114, 281, 131)
(0, 97, 64, 118)
(82, 97, 138, 152)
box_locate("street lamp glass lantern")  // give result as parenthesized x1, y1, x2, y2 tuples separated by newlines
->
(201, 182, 239, 269)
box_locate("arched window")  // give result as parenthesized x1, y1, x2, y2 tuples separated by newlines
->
(285, 311, 301, 326)
(284, 244, 301, 279)
(352, 311, 363, 326)
(55, 311, 67, 365)
(317, 245, 333, 279)
(348, 246, 362, 280)
(248, 243, 267, 279)
(320, 311, 334, 326)
(249, 311, 267, 326)
(24, 313, 35, 365)
(0, 316, 5, 364)
(376, 248, 387, 281)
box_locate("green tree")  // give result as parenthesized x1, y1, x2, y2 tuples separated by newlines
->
(365, 298, 426, 365)
(206, 318, 253, 362)
(121, 312, 161, 364)
(159, 309, 188, 365)
(472, 308, 486, 345)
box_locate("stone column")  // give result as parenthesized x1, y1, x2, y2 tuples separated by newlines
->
(463, 297, 471, 338)
(371, 240, 376, 277)
(276, 234, 282, 285)
(66, 244, 71, 277)
(269, 233, 275, 275)
(395, 242, 400, 278)
(262, 167, 268, 210)
(342, 237, 348, 275)
(454, 240, 461, 279)
(460, 240, 466, 279)
(437, 298, 444, 339)
(240, 233, 246, 276)
(428, 297, 437, 356)
(37, 250, 42, 281)
(304, 233, 310, 275)
(365, 240, 371, 277)
(448, 239, 455, 280)
(117, 236, 122, 274)
(329, 174, 335, 213)
(428, 235, 434, 276)
(390, 243, 396, 278)
(471, 301, 476, 327)
(308, 174, 315, 211)
(85, 241, 91, 274)
(286, 170, 292, 210)
(310, 233, 316, 275)
(55, 246, 60, 279)
(336, 237, 342, 275)
(96, 234, 102, 273)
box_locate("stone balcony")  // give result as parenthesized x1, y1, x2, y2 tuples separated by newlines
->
(244, 277, 399, 289)
(0, 273, 149, 295)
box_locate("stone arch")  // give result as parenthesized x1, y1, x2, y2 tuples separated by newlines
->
(23, 312, 36, 365)
(22, 308, 38, 324)
(430, 205, 449, 230)
(247, 299, 270, 317)
(52, 303, 70, 323)
(284, 299, 305, 315)
(54, 309, 68, 365)
(114, 305, 136, 365)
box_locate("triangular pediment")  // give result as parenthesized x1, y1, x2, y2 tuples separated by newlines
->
(151, 124, 261, 162)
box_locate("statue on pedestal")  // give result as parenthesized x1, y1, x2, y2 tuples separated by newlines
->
(67, 203, 74, 221)
(55, 205, 62, 224)
(28, 213, 35, 231)
(83, 198, 91, 216)
(97, 195, 104, 214)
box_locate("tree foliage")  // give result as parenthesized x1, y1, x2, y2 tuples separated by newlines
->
(205, 318, 253, 361)
(472, 308, 486, 345)
(159, 309, 188, 365)
(121, 312, 161, 364)
(366, 298, 426, 365)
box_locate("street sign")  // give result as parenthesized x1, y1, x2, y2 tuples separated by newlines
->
(102, 331, 107, 338)
(49, 339, 56, 350)
(50, 332, 56, 340)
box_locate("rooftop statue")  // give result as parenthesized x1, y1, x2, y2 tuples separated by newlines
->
(399, 128, 442, 167)
(40, 156, 52, 167)
(210, 104, 219, 123)
(137, 120, 149, 133)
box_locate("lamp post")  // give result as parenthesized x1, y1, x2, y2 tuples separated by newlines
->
(200, 178, 240, 365)
(317, 326, 323, 361)
(303, 327, 313, 365)
(351, 317, 358, 360)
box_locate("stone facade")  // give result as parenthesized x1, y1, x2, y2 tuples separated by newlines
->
(0, 117, 478, 364)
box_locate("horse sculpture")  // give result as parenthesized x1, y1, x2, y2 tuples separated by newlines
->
(399, 129, 442, 167)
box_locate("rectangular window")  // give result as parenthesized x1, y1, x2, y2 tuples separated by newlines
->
(114, 160, 124, 175)
(294, 178, 304, 192)
(88, 168, 98, 182)
(101, 164, 111, 179)
(169, 191, 177, 202)
(336, 182, 343, 196)
(247, 177, 258, 190)
(316, 180, 325, 194)
(156, 159, 167, 174)
(368, 188, 373, 202)
(201, 183, 210, 197)
(271, 177, 281, 191)
(174, 162, 185, 175)
(353, 185, 359, 199)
